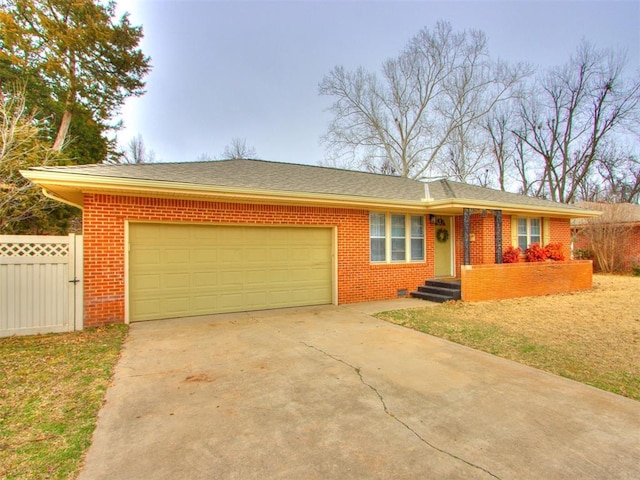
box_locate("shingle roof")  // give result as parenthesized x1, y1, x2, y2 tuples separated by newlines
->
(34, 158, 425, 201)
(28, 158, 594, 215)
(572, 202, 640, 224)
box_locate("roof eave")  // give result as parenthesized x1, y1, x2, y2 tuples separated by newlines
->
(22, 169, 602, 218)
(423, 198, 602, 218)
(20, 170, 428, 212)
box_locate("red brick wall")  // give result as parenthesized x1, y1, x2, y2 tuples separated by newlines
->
(549, 217, 572, 259)
(629, 226, 640, 267)
(461, 260, 593, 302)
(452, 214, 572, 274)
(82, 194, 433, 326)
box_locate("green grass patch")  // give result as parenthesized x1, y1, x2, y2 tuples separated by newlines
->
(0, 325, 128, 479)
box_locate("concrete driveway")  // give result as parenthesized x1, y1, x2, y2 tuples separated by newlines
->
(79, 302, 640, 480)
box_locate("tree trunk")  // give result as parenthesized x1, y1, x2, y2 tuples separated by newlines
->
(52, 109, 73, 151)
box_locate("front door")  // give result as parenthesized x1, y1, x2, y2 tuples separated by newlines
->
(434, 216, 453, 277)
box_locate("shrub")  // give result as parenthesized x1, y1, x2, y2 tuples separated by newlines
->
(525, 243, 547, 262)
(502, 245, 522, 263)
(544, 242, 565, 261)
(573, 248, 593, 260)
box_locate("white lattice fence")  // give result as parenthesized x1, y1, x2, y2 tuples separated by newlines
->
(0, 234, 83, 337)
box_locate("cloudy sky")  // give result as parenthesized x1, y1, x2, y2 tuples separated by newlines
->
(115, 0, 639, 165)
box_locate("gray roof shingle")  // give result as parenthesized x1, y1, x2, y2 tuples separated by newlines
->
(30, 158, 593, 214)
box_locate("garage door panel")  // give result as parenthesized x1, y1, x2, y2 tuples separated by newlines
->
(131, 250, 160, 266)
(193, 294, 218, 310)
(219, 248, 243, 263)
(164, 273, 190, 288)
(219, 292, 243, 310)
(269, 269, 291, 284)
(129, 224, 332, 321)
(220, 270, 243, 286)
(131, 273, 161, 291)
(192, 249, 217, 263)
(245, 269, 267, 285)
(193, 271, 218, 287)
(165, 249, 190, 264)
(131, 299, 161, 319)
(269, 248, 289, 262)
(165, 297, 190, 313)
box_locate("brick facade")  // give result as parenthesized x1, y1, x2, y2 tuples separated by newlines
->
(83, 194, 434, 327)
(461, 260, 593, 302)
(82, 194, 580, 326)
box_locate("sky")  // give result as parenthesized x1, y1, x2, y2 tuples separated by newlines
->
(114, 0, 640, 166)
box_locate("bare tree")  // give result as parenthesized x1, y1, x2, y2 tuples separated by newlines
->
(319, 21, 529, 179)
(596, 147, 640, 203)
(220, 137, 257, 160)
(513, 42, 640, 203)
(575, 203, 636, 272)
(117, 134, 155, 164)
(0, 85, 63, 233)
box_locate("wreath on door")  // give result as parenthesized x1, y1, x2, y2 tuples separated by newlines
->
(436, 228, 449, 243)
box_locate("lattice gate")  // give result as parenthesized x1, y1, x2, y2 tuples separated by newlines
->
(0, 234, 83, 337)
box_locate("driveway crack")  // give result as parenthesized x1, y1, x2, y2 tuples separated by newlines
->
(301, 342, 501, 480)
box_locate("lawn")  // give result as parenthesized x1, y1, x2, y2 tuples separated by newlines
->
(0, 325, 128, 480)
(377, 274, 640, 401)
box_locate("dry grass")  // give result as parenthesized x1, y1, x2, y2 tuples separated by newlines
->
(0, 325, 127, 479)
(377, 274, 640, 401)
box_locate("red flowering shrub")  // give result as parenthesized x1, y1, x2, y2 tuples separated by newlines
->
(524, 243, 547, 262)
(544, 242, 565, 261)
(502, 246, 522, 263)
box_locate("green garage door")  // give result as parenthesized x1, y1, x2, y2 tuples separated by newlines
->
(129, 224, 333, 322)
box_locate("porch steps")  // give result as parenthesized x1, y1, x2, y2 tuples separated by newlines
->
(411, 279, 461, 303)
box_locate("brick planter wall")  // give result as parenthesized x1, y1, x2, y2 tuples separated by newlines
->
(82, 194, 433, 326)
(460, 260, 593, 302)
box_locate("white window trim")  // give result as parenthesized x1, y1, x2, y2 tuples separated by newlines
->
(370, 213, 425, 264)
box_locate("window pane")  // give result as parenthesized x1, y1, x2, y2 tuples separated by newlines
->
(517, 217, 528, 249)
(518, 237, 528, 250)
(370, 213, 385, 237)
(410, 216, 424, 260)
(371, 238, 385, 262)
(517, 218, 527, 235)
(370, 213, 386, 262)
(391, 238, 406, 261)
(530, 218, 541, 244)
(411, 238, 424, 261)
(410, 216, 424, 237)
(391, 215, 406, 261)
(391, 215, 405, 237)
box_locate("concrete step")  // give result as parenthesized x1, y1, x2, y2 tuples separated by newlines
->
(417, 285, 461, 300)
(410, 291, 452, 303)
(424, 279, 461, 291)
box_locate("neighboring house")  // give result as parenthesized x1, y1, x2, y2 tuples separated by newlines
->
(22, 159, 599, 327)
(572, 202, 640, 272)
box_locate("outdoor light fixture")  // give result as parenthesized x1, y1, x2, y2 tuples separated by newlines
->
(429, 214, 436, 225)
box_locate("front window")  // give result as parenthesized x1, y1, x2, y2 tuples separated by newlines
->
(391, 215, 406, 261)
(370, 213, 386, 262)
(410, 215, 425, 261)
(369, 213, 425, 263)
(518, 217, 542, 250)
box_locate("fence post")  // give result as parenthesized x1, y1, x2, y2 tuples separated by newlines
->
(69, 233, 84, 331)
